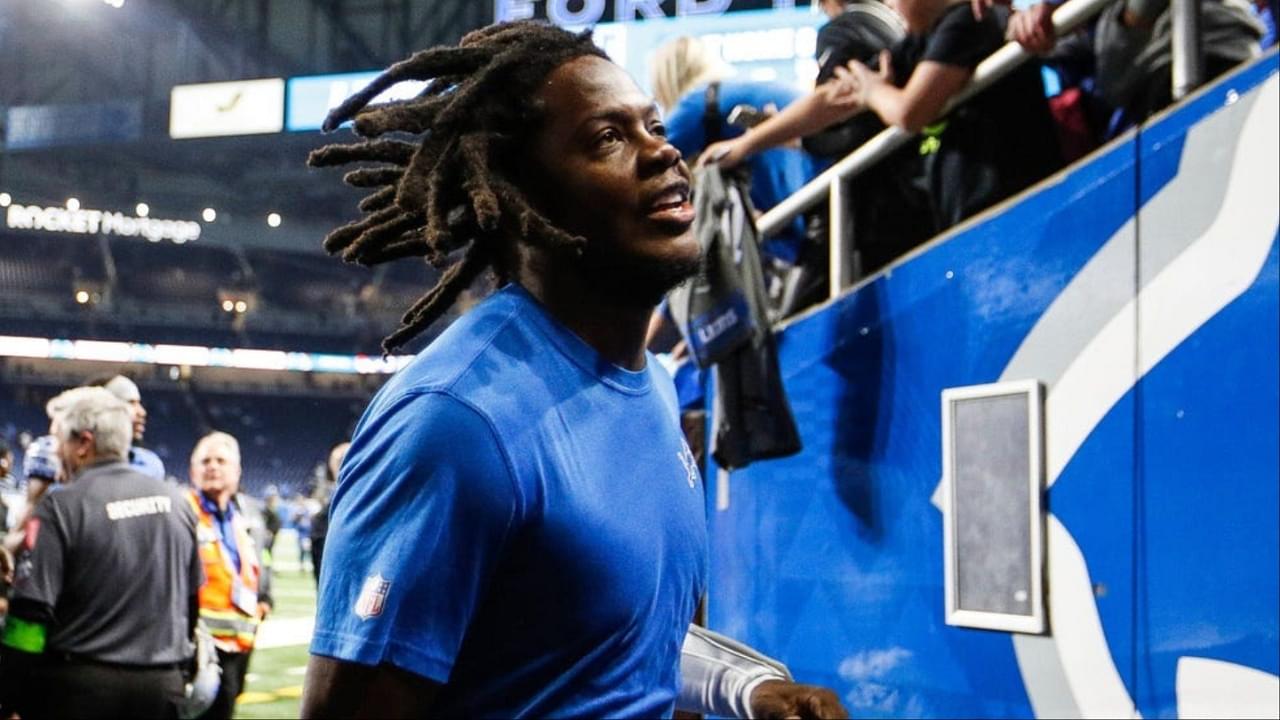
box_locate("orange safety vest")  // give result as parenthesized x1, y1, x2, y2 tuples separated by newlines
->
(187, 489, 262, 653)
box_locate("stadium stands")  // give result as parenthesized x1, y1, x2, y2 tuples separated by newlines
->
(0, 380, 363, 498)
(110, 238, 246, 306)
(0, 230, 451, 355)
(0, 234, 106, 297)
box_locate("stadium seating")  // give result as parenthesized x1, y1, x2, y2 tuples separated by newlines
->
(0, 382, 362, 498)
(0, 229, 456, 355)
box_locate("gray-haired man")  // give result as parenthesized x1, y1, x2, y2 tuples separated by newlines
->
(0, 386, 202, 719)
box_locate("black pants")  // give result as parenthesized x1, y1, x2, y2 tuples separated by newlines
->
(198, 649, 251, 720)
(311, 535, 325, 587)
(30, 659, 183, 719)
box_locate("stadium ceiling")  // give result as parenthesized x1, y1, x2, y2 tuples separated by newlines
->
(0, 0, 489, 253)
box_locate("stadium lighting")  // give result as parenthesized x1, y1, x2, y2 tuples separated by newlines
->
(234, 300, 248, 313)
(0, 193, 10, 207)
(221, 300, 235, 312)
(136, 202, 149, 217)
(267, 212, 282, 228)
(75, 290, 90, 304)
(202, 207, 217, 223)
(104, 0, 125, 8)
(66, 198, 81, 211)
(0, 333, 412, 374)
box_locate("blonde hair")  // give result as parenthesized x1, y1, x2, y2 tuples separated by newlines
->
(46, 386, 132, 461)
(649, 36, 729, 113)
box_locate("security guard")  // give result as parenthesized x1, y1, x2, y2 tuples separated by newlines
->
(187, 431, 272, 720)
(0, 387, 202, 719)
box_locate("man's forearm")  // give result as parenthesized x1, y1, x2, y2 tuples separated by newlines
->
(302, 656, 442, 719)
(735, 90, 861, 158)
(865, 82, 926, 133)
(676, 625, 791, 718)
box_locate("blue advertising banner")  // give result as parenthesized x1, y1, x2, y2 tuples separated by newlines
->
(287, 5, 822, 133)
(591, 6, 823, 93)
(5, 100, 142, 150)
(495, 0, 801, 23)
(286, 71, 427, 132)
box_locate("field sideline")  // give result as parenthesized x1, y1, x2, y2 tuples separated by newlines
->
(235, 530, 316, 719)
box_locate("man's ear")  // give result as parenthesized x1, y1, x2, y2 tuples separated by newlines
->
(72, 430, 94, 459)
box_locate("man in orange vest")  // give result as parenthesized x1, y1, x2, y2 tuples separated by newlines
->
(187, 431, 272, 720)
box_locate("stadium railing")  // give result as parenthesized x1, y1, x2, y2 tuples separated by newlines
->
(756, 0, 1205, 301)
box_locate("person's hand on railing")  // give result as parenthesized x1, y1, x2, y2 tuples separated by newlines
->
(699, 137, 752, 169)
(699, 69, 875, 171)
(1007, 2, 1059, 54)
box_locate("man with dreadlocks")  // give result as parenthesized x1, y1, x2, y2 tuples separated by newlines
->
(300, 20, 847, 720)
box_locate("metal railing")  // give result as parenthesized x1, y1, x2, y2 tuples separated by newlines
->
(756, 0, 1205, 300)
(1172, 0, 1206, 98)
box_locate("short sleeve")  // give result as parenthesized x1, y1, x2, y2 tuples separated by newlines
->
(11, 499, 66, 611)
(922, 6, 1004, 70)
(310, 390, 523, 683)
(816, 21, 856, 83)
(816, 14, 897, 84)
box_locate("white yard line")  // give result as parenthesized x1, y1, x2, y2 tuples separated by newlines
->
(256, 616, 315, 649)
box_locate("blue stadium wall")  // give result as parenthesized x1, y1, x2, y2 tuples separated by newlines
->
(705, 51, 1279, 718)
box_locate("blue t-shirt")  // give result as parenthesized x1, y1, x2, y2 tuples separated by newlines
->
(129, 446, 165, 481)
(312, 285, 708, 718)
(665, 79, 820, 264)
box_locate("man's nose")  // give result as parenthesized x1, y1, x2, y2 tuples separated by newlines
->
(641, 136, 682, 174)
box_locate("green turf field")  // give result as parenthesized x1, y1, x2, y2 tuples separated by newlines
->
(234, 531, 316, 719)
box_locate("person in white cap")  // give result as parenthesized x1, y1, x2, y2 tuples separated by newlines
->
(89, 374, 166, 481)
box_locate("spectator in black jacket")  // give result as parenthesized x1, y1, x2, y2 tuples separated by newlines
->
(836, 0, 1063, 229)
(703, 0, 928, 294)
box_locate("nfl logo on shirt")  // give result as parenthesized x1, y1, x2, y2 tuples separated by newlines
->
(354, 573, 391, 620)
(678, 441, 699, 489)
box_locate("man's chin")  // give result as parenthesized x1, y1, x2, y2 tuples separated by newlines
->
(581, 245, 702, 308)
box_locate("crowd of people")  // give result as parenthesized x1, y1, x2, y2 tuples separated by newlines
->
(642, 0, 1271, 466)
(0, 2, 1273, 717)
(644, 0, 1273, 320)
(0, 374, 348, 719)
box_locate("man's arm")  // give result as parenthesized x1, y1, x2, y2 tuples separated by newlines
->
(306, 391, 522, 714)
(843, 50, 974, 134)
(301, 655, 440, 719)
(0, 497, 63, 717)
(678, 625, 848, 719)
(701, 85, 864, 169)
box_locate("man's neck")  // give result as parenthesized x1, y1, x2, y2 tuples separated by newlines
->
(201, 489, 233, 513)
(70, 455, 120, 480)
(515, 267, 654, 372)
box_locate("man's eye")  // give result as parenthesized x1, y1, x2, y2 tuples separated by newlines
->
(595, 128, 622, 147)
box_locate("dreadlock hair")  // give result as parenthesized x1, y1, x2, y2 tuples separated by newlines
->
(308, 21, 609, 354)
